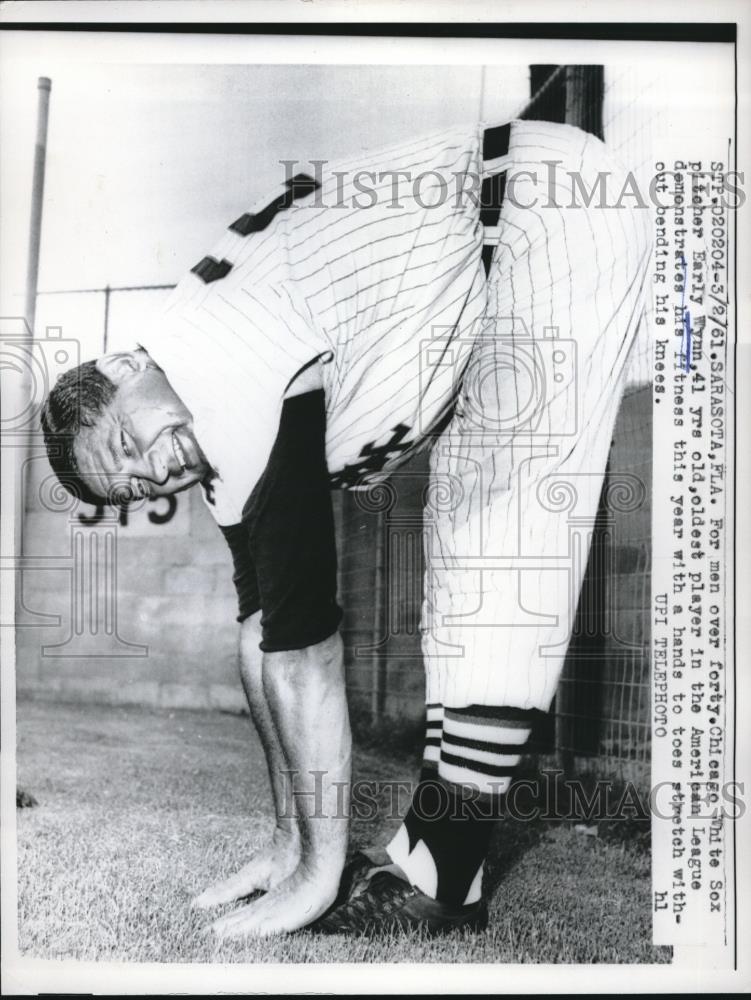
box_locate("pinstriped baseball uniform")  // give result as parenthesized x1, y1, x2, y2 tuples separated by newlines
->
(421, 120, 651, 726)
(386, 121, 650, 899)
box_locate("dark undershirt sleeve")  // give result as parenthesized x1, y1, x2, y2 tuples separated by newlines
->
(219, 389, 343, 652)
(219, 522, 261, 624)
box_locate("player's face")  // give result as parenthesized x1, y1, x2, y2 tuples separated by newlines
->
(73, 352, 211, 503)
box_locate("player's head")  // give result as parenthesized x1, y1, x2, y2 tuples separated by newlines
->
(41, 349, 211, 505)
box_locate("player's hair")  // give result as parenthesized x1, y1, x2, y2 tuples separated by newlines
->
(40, 360, 118, 506)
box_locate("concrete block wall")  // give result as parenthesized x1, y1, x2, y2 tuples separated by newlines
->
(16, 448, 246, 712)
(336, 457, 429, 724)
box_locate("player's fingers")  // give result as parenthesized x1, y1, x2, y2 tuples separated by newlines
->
(191, 872, 260, 909)
(211, 900, 266, 938)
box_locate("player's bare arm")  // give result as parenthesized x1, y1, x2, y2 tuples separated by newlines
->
(208, 629, 351, 937)
(193, 608, 353, 937)
(191, 611, 303, 909)
(202, 365, 352, 936)
(191, 360, 351, 930)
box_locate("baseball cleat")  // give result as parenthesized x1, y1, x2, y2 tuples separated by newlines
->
(331, 849, 383, 908)
(311, 869, 488, 936)
(301, 849, 385, 930)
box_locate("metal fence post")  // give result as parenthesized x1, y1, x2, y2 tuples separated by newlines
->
(102, 285, 111, 353)
(370, 508, 386, 723)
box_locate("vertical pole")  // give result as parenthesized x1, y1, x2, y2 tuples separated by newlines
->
(17, 77, 51, 557)
(103, 285, 111, 353)
(9, 78, 51, 818)
(564, 66, 584, 133)
(25, 77, 52, 336)
(370, 510, 386, 723)
(564, 66, 604, 140)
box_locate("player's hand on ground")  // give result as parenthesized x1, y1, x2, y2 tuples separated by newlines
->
(191, 827, 300, 909)
(209, 865, 339, 938)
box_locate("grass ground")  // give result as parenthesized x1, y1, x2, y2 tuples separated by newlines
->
(15, 699, 670, 964)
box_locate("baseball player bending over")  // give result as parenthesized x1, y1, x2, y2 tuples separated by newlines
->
(42, 119, 650, 936)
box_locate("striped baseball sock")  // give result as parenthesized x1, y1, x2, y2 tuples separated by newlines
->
(387, 705, 539, 905)
(420, 703, 444, 777)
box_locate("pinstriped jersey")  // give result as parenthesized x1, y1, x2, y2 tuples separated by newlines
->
(141, 123, 488, 525)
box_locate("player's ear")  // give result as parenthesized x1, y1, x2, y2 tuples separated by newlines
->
(96, 351, 149, 385)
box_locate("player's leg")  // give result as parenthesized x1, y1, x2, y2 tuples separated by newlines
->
(426, 119, 652, 709)
(211, 631, 352, 937)
(192, 612, 302, 909)
(386, 119, 651, 915)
